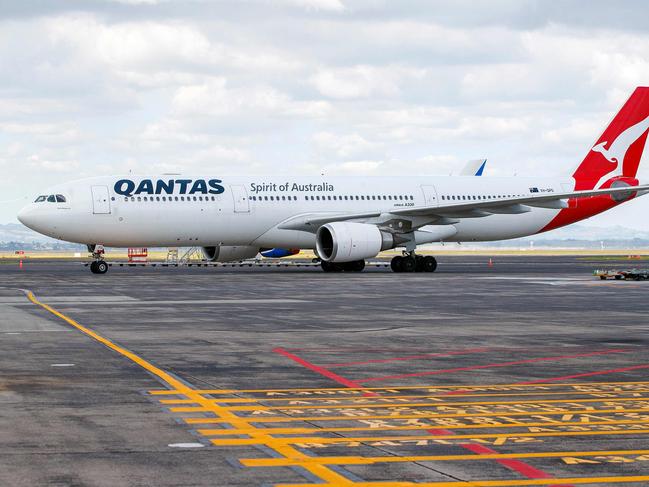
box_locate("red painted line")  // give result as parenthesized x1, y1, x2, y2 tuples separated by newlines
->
(428, 429, 569, 486)
(460, 443, 553, 478)
(357, 349, 629, 383)
(325, 347, 490, 367)
(272, 347, 376, 395)
(518, 363, 649, 384)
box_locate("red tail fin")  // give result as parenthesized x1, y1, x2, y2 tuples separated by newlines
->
(573, 87, 649, 190)
(541, 88, 649, 233)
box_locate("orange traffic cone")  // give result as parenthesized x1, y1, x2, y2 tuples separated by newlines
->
(487, 258, 493, 267)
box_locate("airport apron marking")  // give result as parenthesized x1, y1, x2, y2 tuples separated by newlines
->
(26, 290, 649, 487)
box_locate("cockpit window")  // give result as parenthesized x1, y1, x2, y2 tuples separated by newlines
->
(55, 194, 66, 203)
(47, 195, 56, 203)
(34, 195, 47, 203)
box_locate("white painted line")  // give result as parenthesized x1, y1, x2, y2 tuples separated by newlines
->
(168, 442, 205, 448)
(51, 363, 76, 367)
(0, 296, 139, 304)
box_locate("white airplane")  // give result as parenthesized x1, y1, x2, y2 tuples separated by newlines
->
(18, 87, 649, 274)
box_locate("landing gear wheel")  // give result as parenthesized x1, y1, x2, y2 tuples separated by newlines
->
(415, 255, 425, 272)
(90, 261, 108, 274)
(344, 260, 365, 272)
(422, 256, 437, 273)
(391, 256, 404, 273)
(401, 256, 416, 273)
(321, 261, 343, 272)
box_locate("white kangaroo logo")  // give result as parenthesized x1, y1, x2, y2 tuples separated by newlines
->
(591, 114, 649, 188)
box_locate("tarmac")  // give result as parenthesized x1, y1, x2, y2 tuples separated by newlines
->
(1, 255, 649, 486)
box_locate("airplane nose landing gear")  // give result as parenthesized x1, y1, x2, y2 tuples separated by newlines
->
(88, 244, 108, 274)
(90, 260, 108, 274)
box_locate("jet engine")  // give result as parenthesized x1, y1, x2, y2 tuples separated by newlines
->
(316, 222, 395, 263)
(202, 245, 259, 262)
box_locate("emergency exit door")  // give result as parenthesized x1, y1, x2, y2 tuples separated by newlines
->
(91, 186, 111, 214)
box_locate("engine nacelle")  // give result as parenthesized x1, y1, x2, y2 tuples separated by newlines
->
(316, 222, 394, 263)
(202, 245, 259, 262)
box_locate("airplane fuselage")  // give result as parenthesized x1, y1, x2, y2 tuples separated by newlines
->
(19, 174, 575, 248)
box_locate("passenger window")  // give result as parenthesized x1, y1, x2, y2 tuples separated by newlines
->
(327, 195, 331, 200)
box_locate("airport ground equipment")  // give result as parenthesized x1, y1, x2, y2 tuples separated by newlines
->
(127, 248, 148, 263)
(595, 269, 649, 280)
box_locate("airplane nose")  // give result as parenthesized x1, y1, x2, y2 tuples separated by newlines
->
(17, 206, 37, 230)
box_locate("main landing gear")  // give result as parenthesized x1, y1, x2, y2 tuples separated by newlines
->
(321, 260, 366, 272)
(88, 244, 108, 274)
(391, 253, 437, 273)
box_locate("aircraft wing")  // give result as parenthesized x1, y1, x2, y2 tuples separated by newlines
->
(278, 183, 649, 232)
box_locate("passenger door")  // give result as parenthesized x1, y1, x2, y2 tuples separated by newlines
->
(230, 185, 250, 213)
(420, 185, 439, 206)
(91, 186, 111, 214)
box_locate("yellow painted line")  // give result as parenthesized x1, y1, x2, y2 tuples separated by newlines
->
(240, 448, 649, 467)
(222, 396, 649, 411)
(210, 428, 649, 446)
(26, 291, 357, 486)
(183, 406, 649, 424)
(158, 390, 649, 403)
(149, 381, 649, 394)
(26, 291, 189, 392)
(197, 418, 649, 435)
(274, 475, 649, 487)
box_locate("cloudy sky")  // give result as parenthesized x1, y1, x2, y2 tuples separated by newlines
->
(2, 0, 649, 230)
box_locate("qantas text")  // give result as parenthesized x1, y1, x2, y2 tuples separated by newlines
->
(114, 179, 225, 197)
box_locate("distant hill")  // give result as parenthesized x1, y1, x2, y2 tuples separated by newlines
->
(0, 223, 84, 250)
(1, 222, 648, 251)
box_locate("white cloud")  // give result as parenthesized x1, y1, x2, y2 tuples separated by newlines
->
(272, 0, 345, 12)
(172, 78, 330, 119)
(312, 132, 379, 158)
(3, 3, 649, 229)
(310, 65, 424, 99)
